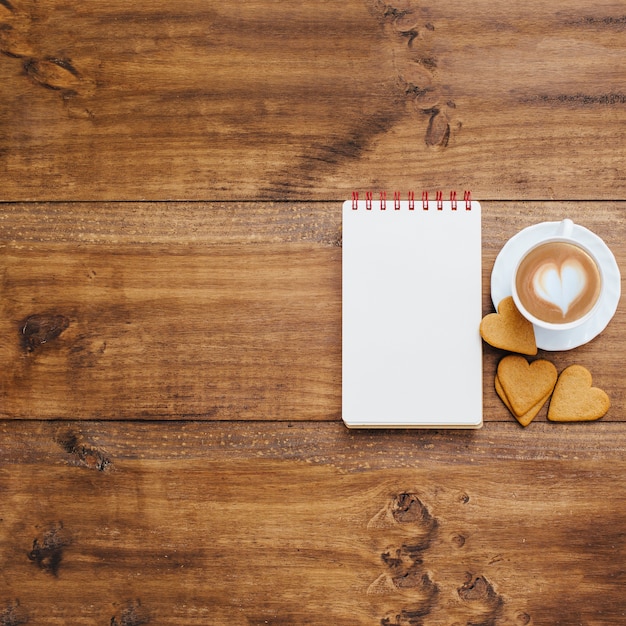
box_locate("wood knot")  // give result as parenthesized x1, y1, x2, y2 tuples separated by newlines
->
(56, 430, 112, 472)
(23, 57, 82, 94)
(27, 522, 70, 577)
(425, 108, 450, 147)
(458, 574, 498, 603)
(0, 22, 33, 58)
(457, 574, 504, 623)
(392, 569, 437, 594)
(1, 0, 96, 117)
(391, 493, 436, 529)
(20, 313, 69, 352)
(110, 600, 150, 626)
(371, 0, 457, 147)
(0, 601, 28, 626)
(368, 493, 438, 548)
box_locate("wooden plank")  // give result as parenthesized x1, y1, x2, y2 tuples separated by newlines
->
(1, 1, 625, 201)
(0, 203, 339, 419)
(1, 201, 624, 421)
(0, 243, 342, 419)
(0, 420, 625, 624)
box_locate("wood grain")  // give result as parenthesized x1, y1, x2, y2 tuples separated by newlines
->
(0, 243, 342, 419)
(1, 0, 625, 200)
(1, 201, 624, 421)
(0, 420, 625, 624)
(2, 2, 625, 623)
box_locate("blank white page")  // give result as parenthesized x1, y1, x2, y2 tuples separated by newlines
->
(342, 197, 482, 428)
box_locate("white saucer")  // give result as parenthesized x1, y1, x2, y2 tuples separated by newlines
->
(491, 221, 621, 351)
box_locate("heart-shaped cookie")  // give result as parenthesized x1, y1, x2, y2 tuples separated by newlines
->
(495, 375, 552, 427)
(547, 365, 610, 422)
(497, 355, 558, 419)
(480, 296, 537, 356)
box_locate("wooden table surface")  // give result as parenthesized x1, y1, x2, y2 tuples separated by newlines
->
(1, 1, 625, 624)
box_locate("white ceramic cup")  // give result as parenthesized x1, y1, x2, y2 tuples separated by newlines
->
(511, 219, 605, 332)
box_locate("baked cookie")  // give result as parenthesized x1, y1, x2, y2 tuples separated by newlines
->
(495, 375, 552, 427)
(547, 365, 610, 422)
(496, 355, 558, 425)
(480, 296, 537, 356)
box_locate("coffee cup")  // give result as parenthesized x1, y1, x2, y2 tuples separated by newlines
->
(511, 219, 604, 332)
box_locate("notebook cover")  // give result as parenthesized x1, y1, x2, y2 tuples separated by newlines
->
(342, 197, 483, 428)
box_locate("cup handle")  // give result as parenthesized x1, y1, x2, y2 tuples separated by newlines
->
(558, 218, 574, 237)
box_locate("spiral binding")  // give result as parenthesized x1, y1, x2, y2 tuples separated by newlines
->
(351, 190, 472, 211)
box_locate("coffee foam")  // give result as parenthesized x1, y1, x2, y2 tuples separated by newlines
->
(532, 259, 587, 315)
(515, 241, 601, 325)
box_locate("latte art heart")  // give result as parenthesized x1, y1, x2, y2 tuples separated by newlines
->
(532, 260, 586, 315)
(515, 241, 602, 325)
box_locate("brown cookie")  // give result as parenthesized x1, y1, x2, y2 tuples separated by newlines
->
(497, 355, 558, 419)
(495, 374, 552, 427)
(480, 296, 537, 356)
(547, 365, 610, 422)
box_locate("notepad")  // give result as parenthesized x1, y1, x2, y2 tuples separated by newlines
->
(342, 192, 482, 428)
